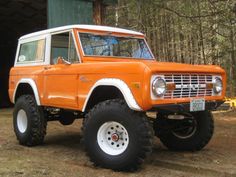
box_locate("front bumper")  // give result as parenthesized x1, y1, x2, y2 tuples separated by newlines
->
(149, 100, 224, 113)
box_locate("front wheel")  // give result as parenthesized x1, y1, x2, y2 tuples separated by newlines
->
(154, 111, 214, 151)
(83, 99, 153, 171)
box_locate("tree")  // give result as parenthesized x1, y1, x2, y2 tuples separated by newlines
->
(104, 0, 236, 96)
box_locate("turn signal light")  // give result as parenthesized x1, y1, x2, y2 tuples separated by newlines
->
(166, 83, 176, 90)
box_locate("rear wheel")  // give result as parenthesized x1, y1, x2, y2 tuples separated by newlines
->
(83, 99, 153, 171)
(13, 95, 47, 146)
(154, 111, 214, 151)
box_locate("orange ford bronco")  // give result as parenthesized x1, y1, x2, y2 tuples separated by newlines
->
(9, 25, 226, 171)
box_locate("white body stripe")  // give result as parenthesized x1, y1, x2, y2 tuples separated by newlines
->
(13, 79, 41, 105)
(82, 78, 142, 112)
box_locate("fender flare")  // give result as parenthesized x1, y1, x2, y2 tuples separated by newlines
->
(82, 78, 142, 112)
(13, 78, 41, 105)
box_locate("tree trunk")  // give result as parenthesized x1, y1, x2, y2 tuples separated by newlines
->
(230, 28, 236, 97)
(197, 1, 206, 64)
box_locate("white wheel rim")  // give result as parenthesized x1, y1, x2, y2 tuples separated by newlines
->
(17, 109, 28, 133)
(97, 121, 129, 156)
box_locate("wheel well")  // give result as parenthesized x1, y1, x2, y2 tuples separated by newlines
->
(15, 83, 34, 102)
(84, 86, 124, 112)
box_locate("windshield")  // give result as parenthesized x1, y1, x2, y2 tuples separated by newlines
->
(79, 33, 153, 59)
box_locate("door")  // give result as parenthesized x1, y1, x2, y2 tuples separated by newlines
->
(43, 31, 80, 109)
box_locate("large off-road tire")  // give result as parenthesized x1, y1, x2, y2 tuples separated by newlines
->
(13, 95, 47, 146)
(83, 99, 153, 171)
(154, 111, 214, 151)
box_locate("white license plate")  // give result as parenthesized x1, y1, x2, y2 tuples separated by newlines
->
(190, 98, 205, 112)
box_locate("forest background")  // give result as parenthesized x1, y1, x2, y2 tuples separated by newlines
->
(104, 0, 236, 97)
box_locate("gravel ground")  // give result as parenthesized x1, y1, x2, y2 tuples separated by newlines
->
(0, 109, 235, 177)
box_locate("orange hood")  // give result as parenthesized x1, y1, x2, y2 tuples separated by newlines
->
(142, 61, 225, 74)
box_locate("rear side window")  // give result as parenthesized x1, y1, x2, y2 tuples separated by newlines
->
(17, 39, 45, 63)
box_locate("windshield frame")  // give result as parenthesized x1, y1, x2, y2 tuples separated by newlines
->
(77, 31, 155, 60)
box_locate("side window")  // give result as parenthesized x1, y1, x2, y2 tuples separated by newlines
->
(51, 32, 79, 64)
(68, 33, 79, 63)
(18, 39, 45, 63)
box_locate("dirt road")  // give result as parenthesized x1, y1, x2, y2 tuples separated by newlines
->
(0, 109, 235, 177)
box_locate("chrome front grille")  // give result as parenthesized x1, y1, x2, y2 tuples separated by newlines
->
(164, 74, 213, 99)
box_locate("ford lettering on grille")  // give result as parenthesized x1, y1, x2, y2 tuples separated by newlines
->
(164, 74, 213, 99)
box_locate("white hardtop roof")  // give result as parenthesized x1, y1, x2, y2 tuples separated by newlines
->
(19, 25, 144, 40)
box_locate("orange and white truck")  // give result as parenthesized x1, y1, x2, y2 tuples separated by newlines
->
(9, 25, 226, 170)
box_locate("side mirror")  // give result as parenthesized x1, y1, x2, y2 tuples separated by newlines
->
(57, 57, 71, 65)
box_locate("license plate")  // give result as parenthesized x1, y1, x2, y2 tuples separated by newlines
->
(190, 98, 205, 112)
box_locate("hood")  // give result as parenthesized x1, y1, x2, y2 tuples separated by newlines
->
(142, 61, 225, 74)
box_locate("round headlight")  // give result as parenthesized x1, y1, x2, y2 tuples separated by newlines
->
(213, 77, 223, 94)
(152, 77, 166, 97)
